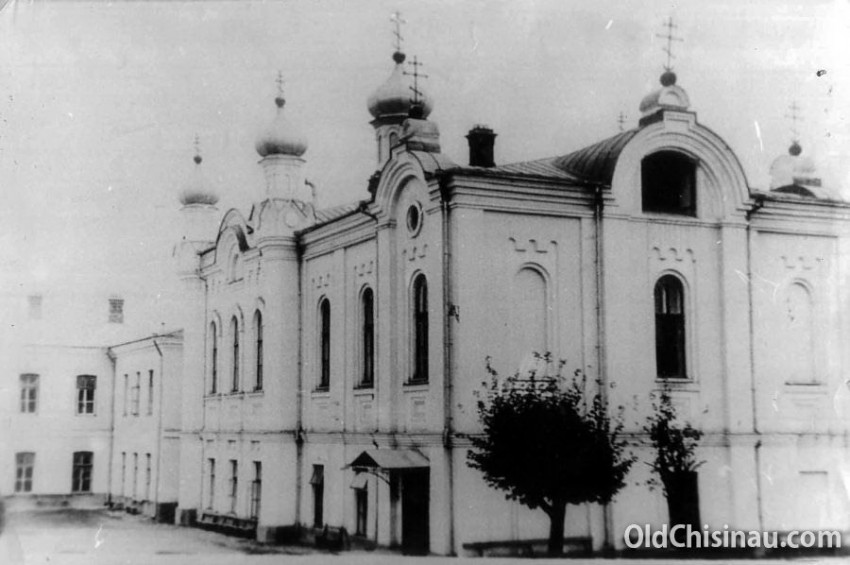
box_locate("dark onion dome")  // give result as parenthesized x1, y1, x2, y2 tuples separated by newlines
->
(179, 152, 219, 206)
(660, 70, 677, 87)
(367, 51, 433, 120)
(255, 95, 308, 158)
(789, 141, 802, 156)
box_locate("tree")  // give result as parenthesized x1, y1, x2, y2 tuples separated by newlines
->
(467, 355, 635, 557)
(643, 383, 704, 539)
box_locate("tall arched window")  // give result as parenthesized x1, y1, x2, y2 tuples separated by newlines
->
(319, 299, 331, 389)
(361, 288, 375, 387)
(231, 316, 240, 392)
(254, 310, 263, 391)
(210, 322, 218, 394)
(411, 274, 429, 383)
(513, 267, 548, 371)
(784, 282, 815, 383)
(654, 275, 686, 379)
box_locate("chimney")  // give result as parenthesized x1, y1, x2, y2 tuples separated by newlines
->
(466, 125, 496, 168)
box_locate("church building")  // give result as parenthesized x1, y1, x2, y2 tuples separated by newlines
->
(168, 31, 850, 556)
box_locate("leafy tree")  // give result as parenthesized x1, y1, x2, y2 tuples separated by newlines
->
(467, 355, 635, 556)
(643, 383, 704, 536)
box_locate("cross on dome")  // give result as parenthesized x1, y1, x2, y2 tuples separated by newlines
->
(390, 10, 405, 54)
(785, 101, 804, 154)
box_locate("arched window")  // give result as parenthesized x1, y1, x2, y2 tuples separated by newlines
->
(783, 282, 815, 383)
(361, 288, 375, 387)
(210, 322, 218, 394)
(411, 274, 429, 383)
(513, 267, 548, 371)
(319, 299, 331, 389)
(642, 151, 697, 215)
(231, 316, 240, 392)
(230, 252, 242, 282)
(654, 275, 686, 379)
(254, 310, 263, 391)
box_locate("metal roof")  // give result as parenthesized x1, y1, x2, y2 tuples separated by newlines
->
(481, 157, 583, 180)
(314, 201, 361, 224)
(347, 449, 429, 470)
(551, 129, 639, 186)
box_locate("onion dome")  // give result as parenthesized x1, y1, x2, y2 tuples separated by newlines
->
(639, 70, 690, 117)
(367, 51, 433, 120)
(179, 150, 219, 206)
(770, 141, 821, 190)
(255, 92, 308, 158)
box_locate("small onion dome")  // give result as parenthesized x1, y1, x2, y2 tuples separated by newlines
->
(639, 70, 690, 115)
(179, 153, 219, 206)
(769, 142, 820, 190)
(255, 95, 308, 158)
(367, 51, 433, 120)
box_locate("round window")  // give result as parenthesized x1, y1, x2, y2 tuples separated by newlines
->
(406, 202, 422, 236)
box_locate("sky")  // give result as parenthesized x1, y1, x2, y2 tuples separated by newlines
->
(0, 0, 847, 319)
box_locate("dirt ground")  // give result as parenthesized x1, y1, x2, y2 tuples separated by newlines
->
(1, 508, 847, 565)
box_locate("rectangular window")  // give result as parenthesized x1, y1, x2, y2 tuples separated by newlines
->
(145, 453, 151, 501)
(229, 460, 238, 514)
(123, 374, 128, 416)
(207, 458, 216, 509)
(131, 372, 140, 416)
(109, 298, 124, 324)
(72, 451, 93, 493)
(76, 375, 96, 415)
(20, 374, 39, 413)
(132, 452, 138, 499)
(15, 452, 35, 493)
(28, 294, 42, 320)
(147, 370, 154, 416)
(250, 461, 262, 520)
(121, 452, 126, 497)
(310, 465, 324, 528)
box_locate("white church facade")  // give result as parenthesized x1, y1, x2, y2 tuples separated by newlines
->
(3, 32, 850, 557)
(167, 44, 850, 556)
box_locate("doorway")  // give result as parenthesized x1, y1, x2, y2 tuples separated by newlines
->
(400, 468, 429, 555)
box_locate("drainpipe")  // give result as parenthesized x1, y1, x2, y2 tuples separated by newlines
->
(197, 272, 210, 522)
(106, 347, 117, 507)
(593, 182, 613, 551)
(295, 238, 305, 526)
(153, 337, 165, 521)
(438, 173, 457, 556)
(358, 200, 380, 545)
(745, 196, 765, 530)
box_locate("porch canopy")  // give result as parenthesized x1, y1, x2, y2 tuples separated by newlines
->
(346, 449, 429, 471)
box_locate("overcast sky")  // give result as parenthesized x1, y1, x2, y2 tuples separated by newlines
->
(0, 0, 847, 311)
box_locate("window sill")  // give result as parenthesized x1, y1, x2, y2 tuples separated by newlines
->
(654, 377, 697, 389)
(784, 381, 827, 390)
(403, 380, 429, 391)
(353, 384, 375, 392)
(312, 388, 331, 398)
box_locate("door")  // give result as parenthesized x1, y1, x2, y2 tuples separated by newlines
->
(401, 469, 429, 555)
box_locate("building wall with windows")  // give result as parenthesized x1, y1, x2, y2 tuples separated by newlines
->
(109, 331, 183, 522)
(168, 58, 850, 556)
(0, 285, 174, 507)
(1, 341, 113, 506)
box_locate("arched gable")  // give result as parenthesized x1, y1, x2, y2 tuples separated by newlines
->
(609, 113, 751, 220)
(212, 208, 252, 266)
(372, 150, 455, 224)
